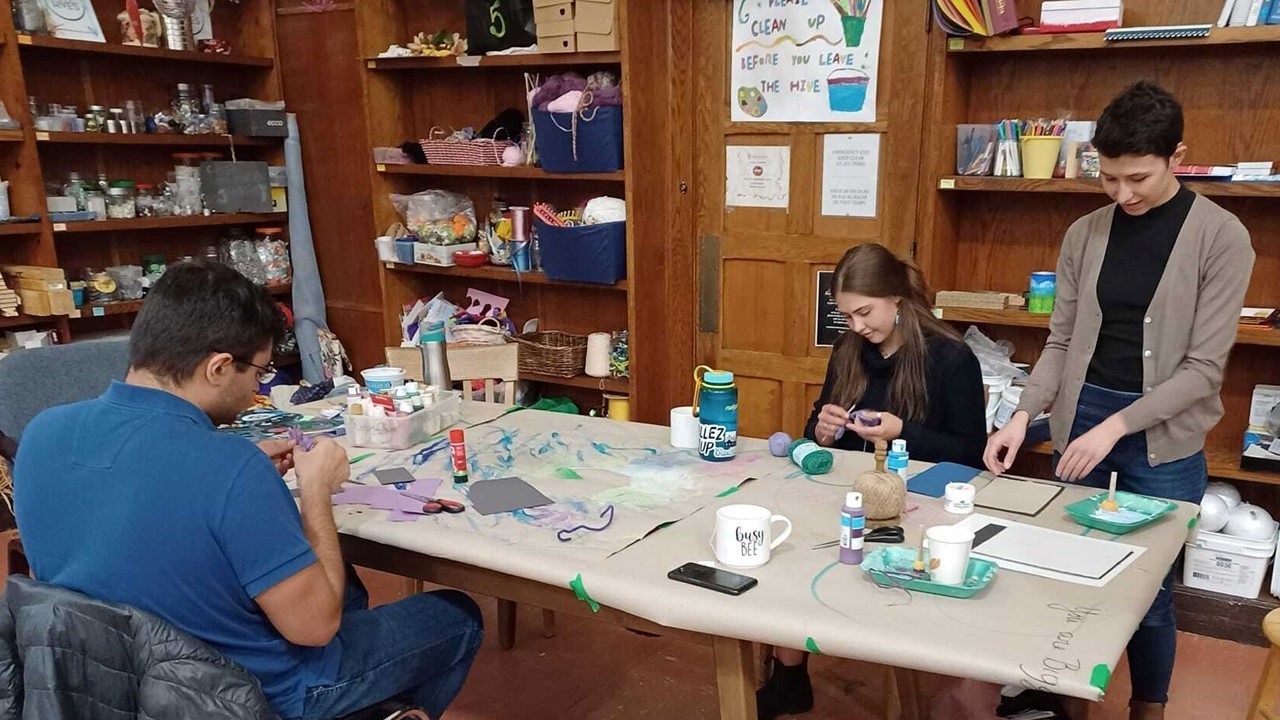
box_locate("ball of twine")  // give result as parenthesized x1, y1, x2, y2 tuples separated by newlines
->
(854, 469, 905, 521)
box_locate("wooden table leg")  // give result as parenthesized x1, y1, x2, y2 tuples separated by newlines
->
(713, 636, 758, 720)
(541, 608, 557, 638)
(886, 667, 920, 720)
(497, 598, 517, 650)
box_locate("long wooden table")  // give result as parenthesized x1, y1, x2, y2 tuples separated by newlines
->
(326, 405, 1195, 719)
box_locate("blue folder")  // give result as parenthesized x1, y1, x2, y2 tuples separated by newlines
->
(906, 462, 983, 498)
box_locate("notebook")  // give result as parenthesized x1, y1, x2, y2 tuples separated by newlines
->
(1103, 24, 1212, 41)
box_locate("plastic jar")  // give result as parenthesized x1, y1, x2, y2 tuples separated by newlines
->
(172, 153, 202, 216)
(135, 183, 157, 217)
(106, 187, 136, 219)
(86, 105, 107, 133)
(255, 227, 291, 284)
(84, 191, 106, 220)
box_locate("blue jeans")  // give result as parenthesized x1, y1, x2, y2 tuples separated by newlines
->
(1054, 383, 1207, 706)
(289, 567, 485, 720)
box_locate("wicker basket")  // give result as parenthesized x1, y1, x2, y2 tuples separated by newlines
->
(514, 331, 587, 377)
(420, 127, 514, 167)
(451, 318, 509, 346)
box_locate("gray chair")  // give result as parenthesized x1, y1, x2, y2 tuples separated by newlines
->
(0, 337, 130, 440)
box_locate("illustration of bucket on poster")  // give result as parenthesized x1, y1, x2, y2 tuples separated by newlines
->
(731, 0, 884, 123)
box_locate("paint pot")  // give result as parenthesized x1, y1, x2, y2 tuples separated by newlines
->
(360, 366, 405, 393)
(694, 365, 738, 462)
(886, 439, 909, 481)
(604, 393, 630, 422)
(585, 332, 611, 378)
(840, 492, 865, 565)
(944, 482, 976, 515)
(670, 406, 699, 449)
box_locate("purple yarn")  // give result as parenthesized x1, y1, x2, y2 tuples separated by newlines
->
(768, 432, 792, 457)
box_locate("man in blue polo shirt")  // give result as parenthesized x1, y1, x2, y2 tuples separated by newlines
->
(14, 261, 483, 720)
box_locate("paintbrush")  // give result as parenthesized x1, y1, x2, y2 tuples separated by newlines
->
(912, 526, 926, 574)
(830, 0, 849, 18)
(1100, 471, 1119, 513)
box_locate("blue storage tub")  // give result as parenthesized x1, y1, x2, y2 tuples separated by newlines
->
(536, 220, 626, 285)
(532, 107, 624, 174)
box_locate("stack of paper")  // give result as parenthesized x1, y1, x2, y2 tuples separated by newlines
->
(0, 275, 19, 318)
(933, 0, 1020, 37)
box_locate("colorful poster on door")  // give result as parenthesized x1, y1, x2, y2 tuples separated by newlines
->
(730, 0, 883, 123)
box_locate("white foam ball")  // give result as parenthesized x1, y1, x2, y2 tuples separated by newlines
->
(1206, 481, 1242, 511)
(1198, 492, 1229, 533)
(1224, 503, 1276, 541)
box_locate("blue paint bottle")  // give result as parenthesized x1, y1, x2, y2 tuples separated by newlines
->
(694, 366, 738, 462)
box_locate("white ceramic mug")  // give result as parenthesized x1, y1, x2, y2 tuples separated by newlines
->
(670, 406, 700, 449)
(711, 504, 793, 568)
(925, 524, 975, 586)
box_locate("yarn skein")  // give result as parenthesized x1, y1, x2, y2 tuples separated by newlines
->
(787, 439, 834, 475)
(768, 432, 792, 457)
(853, 441, 906, 521)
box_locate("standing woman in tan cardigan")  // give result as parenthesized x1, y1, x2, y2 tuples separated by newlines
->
(984, 81, 1255, 720)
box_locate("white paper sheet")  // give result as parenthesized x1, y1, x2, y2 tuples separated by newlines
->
(821, 134, 880, 217)
(726, 145, 791, 209)
(953, 514, 1145, 587)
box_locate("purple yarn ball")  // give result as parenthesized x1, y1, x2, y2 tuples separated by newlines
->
(768, 432, 792, 457)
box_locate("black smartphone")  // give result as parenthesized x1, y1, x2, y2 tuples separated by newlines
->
(667, 562, 758, 596)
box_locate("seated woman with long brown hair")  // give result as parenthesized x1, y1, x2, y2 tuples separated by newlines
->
(757, 242, 987, 720)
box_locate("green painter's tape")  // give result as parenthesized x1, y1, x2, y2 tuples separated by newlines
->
(555, 468, 583, 480)
(1090, 664, 1112, 694)
(1188, 515, 1198, 529)
(569, 573, 600, 613)
(716, 486, 740, 498)
(805, 637, 822, 655)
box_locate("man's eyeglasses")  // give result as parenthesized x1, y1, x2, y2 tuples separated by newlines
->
(233, 358, 276, 382)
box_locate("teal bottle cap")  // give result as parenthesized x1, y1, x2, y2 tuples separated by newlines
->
(703, 370, 734, 385)
(421, 321, 445, 343)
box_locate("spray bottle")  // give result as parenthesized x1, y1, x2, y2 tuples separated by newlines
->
(840, 491, 865, 565)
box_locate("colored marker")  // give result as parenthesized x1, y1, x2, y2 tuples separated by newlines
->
(348, 452, 374, 465)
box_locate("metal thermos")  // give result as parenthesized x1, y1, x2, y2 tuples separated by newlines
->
(420, 322, 451, 391)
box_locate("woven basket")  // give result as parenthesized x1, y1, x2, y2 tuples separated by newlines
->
(452, 318, 508, 346)
(420, 127, 514, 167)
(514, 331, 587, 377)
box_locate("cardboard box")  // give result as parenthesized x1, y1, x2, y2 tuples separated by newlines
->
(14, 277, 67, 292)
(16, 288, 74, 317)
(2, 265, 66, 281)
(534, 2, 573, 25)
(575, 0, 614, 33)
(540, 34, 577, 53)
(537, 18, 576, 37)
(576, 29, 618, 51)
(532, 0, 566, 7)
(226, 109, 287, 137)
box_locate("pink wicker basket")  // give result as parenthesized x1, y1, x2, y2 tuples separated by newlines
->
(420, 127, 514, 167)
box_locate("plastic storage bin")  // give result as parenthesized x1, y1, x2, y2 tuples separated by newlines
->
(347, 391, 462, 450)
(1183, 523, 1279, 599)
(535, 220, 626, 285)
(532, 107, 624, 173)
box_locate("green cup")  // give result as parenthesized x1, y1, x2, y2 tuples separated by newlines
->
(841, 16, 865, 48)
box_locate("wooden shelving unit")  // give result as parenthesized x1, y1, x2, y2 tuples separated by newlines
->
(1, 0, 289, 341)
(947, 25, 1280, 53)
(939, 176, 1280, 199)
(54, 213, 288, 234)
(356, 3, 655, 418)
(378, 164, 625, 183)
(16, 33, 274, 67)
(36, 132, 278, 147)
(937, 307, 1280, 348)
(917, 1, 1280, 489)
(365, 51, 620, 71)
(383, 262, 627, 291)
(522, 371, 630, 394)
(70, 283, 291, 322)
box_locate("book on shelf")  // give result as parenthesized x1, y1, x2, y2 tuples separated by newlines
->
(933, 0, 1020, 36)
(1040, 0, 1123, 34)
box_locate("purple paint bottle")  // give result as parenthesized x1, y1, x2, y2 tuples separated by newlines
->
(840, 491, 865, 565)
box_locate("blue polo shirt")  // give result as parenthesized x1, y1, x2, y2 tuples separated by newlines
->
(14, 382, 340, 717)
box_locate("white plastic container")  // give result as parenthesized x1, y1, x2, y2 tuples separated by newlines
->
(1183, 523, 1279, 599)
(374, 236, 396, 262)
(360, 366, 405, 393)
(348, 391, 462, 450)
(982, 372, 1011, 432)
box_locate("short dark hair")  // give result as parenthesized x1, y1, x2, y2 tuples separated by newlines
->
(1092, 81, 1183, 159)
(129, 261, 284, 384)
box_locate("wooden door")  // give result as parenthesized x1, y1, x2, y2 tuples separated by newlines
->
(693, 1, 931, 441)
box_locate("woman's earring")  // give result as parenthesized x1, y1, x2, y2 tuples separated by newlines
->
(895, 312, 901, 326)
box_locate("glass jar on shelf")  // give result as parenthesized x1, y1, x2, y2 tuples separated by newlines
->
(106, 187, 136, 219)
(84, 190, 106, 220)
(85, 106, 106, 133)
(85, 269, 116, 304)
(109, 108, 127, 134)
(172, 153, 203, 216)
(135, 183, 157, 217)
(255, 227, 291, 285)
(172, 83, 198, 132)
(63, 172, 89, 211)
(124, 100, 145, 134)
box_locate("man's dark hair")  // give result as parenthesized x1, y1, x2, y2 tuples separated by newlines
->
(1092, 81, 1183, 159)
(129, 260, 284, 384)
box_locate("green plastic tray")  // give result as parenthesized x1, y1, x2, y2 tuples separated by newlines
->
(860, 546, 998, 599)
(1064, 490, 1177, 535)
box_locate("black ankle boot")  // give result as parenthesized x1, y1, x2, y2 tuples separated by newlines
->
(756, 657, 814, 720)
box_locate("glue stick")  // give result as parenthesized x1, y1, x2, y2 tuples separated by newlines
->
(449, 428, 469, 484)
(841, 492, 865, 565)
